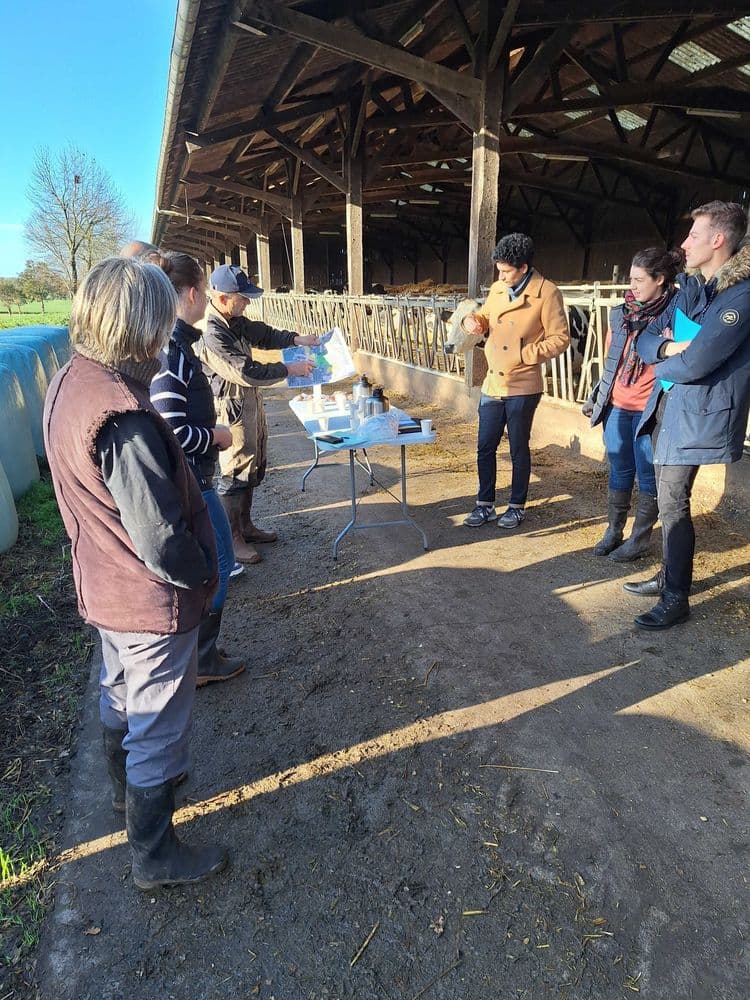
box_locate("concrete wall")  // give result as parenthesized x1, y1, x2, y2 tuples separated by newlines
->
(355, 350, 750, 523)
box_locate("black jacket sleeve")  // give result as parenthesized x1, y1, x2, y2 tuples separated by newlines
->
(96, 411, 212, 590)
(233, 316, 297, 352)
(203, 319, 291, 386)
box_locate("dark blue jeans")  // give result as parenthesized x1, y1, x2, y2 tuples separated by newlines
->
(477, 393, 542, 506)
(202, 487, 233, 612)
(602, 405, 656, 496)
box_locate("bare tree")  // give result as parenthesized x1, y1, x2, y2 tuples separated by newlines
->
(25, 146, 134, 293)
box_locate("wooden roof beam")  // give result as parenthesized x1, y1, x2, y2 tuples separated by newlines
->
(186, 93, 346, 151)
(514, 85, 750, 119)
(183, 171, 293, 216)
(187, 201, 265, 234)
(235, 2, 482, 100)
(511, 0, 748, 27)
(264, 125, 347, 193)
(506, 25, 578, 114)
(497, 136, 749, 186)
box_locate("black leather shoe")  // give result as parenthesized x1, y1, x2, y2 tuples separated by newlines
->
(634, 591, 690, 630)
(623, 569, 664, 597)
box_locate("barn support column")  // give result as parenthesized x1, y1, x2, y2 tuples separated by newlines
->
(256, 222, 272, 291)
(239, 243, 249, 272)
(467, 12, 503, 300)
(345, 103, 365, 297)
(291, 192, 305, 293)
(467, 131, 500, 298)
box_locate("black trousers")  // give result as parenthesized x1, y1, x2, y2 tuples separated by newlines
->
(477, 392, 542, 506)
(655, 464, 699, 597)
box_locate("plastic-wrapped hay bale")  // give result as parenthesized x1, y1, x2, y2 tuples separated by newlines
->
(0, 343, 49, 456)
(0, 457, 19, 553)
(0, 330, 60, 382)
(0, 364, 39, 498)
(2, 325, 71, 366)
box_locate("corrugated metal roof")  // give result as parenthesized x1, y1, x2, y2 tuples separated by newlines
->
(616, 111, 648, 131)
(668, 41, 721, 73)
(727, 17, 750, 41)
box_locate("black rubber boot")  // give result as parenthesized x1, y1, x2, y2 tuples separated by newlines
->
(593, 488, 631, 556)
(102, 725, 127, 813)
(609, 494, 659, 562)
(104, 728, 188, 813)
(634, 590, 690, 631)
(126, 781, 228, 889)
(623, 567, 665, 596)
(196, 610, 246, 688)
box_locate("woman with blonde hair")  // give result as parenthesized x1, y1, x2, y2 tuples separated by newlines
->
(44, 257, 227, 889)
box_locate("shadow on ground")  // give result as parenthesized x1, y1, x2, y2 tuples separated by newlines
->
(33, 389, 750, 1000)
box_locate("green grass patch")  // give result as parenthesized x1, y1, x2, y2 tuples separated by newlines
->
(0, 470, 90, 982)
(0, 311, 70, 331)
(16, 481, 64, 547)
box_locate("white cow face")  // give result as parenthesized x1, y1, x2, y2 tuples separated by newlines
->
(443, 299, 483, 354)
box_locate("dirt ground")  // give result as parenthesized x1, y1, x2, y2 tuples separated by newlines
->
(31, 386, 750, 1000)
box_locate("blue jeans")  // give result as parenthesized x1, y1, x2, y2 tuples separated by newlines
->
(602, 405, 656, 495)
(477, 393, 542, 506)
(202, 487, 233, 612)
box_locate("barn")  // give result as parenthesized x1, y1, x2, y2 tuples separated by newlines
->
(151, 1, 750, 294)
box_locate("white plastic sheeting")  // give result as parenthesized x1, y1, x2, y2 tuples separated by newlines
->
(0, 364, 39, 498)
(0, 458, 19, 554)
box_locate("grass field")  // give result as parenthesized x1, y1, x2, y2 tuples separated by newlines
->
(0, 476, 89, 988)
(0, 300, 71, 331)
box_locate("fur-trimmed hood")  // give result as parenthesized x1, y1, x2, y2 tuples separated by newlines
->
(715, 240, 750, 293)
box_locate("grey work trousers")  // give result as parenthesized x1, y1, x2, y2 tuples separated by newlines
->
(98, 626, 199, 788)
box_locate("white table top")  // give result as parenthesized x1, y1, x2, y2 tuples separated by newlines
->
(289, 397, 436, 452)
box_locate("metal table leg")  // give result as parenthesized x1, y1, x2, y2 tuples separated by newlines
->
(301, 437, 320, 492)
(332, 445, 429, 559)
(333, 449, 358, 560)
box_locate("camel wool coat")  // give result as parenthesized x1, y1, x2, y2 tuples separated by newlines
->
(465, 272, 570, 397)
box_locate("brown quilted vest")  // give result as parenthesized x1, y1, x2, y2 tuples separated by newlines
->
(43, 353, 216, 634)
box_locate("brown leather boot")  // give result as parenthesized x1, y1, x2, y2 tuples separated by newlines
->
(220, 493, 262, 564)
(242, 487, 278, 544)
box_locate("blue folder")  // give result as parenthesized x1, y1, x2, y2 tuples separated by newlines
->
(660, 308, 700, 391)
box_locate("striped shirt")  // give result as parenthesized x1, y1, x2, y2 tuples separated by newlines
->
(151, 319, 218, 487)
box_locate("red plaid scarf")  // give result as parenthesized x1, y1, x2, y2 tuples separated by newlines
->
(618, 288, 674, 387)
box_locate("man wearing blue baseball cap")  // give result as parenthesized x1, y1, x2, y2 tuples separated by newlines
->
(200, 265, 319, 563)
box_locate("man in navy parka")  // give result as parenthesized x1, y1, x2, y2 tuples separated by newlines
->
(632, 200, 750, 630)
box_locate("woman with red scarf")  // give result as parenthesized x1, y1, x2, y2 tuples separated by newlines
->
(584, 248, 683, 561)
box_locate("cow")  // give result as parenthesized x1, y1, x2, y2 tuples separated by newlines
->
(567, 304, 591, 375)
(443, 299, 483, 355)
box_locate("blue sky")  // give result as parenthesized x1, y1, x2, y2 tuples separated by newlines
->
(0, 1, 176, 276)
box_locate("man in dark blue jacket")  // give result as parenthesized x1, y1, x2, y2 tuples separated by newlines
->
(631, 201, 750, 630)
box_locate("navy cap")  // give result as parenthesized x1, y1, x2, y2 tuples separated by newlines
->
(209, 264, 263, 299)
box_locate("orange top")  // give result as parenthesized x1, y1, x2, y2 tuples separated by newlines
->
(606, 328, 656, 412)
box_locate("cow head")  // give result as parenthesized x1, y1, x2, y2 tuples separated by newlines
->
(443, 299, 483, 354)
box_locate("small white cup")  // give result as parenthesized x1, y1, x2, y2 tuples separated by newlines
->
(420, 419, 433, 434)
(319, 416, 329, 433)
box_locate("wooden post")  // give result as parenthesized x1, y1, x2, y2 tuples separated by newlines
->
(223, 250, 232, 265)
(239, 243, 249, 272)
(467, 8, 502, 299)
(467, 122, 501, 298)
(291, 192, 305, 293)
(345, 103, 364, 297)
(256, 223, 272, 291)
